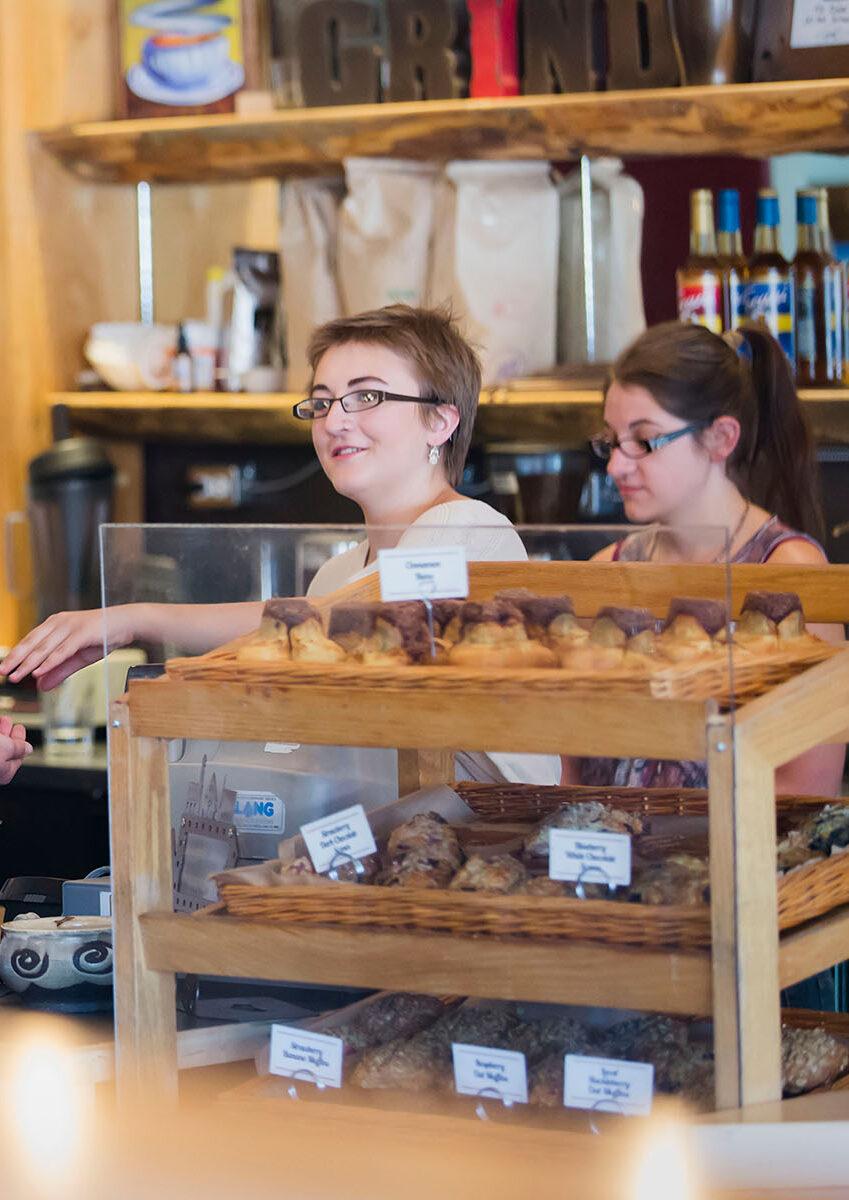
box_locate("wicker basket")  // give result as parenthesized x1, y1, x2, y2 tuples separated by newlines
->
(166, 638, 838, 705)
(215, 789, 849, 950)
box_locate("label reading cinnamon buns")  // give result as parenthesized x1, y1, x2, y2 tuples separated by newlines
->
(563, 1055, 653, 1116)
(301, 804, 377, 874)
(377, 545, 469, 601)
(548, 830, 632, 887)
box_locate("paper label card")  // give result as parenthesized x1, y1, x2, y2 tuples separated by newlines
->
(300, 804, 377, 874)
(264, 742, 301, 754)
(233, 790, 285, 834)
(451, 1043, 528, 1105)
(269, 1025, 343, 1089)
(791, 0, 849, 49)
(563, 1055, 654, 1117)
(548, 829, 632, 887)
(378, 545, 469, 601)
(99, 891, 113, 918)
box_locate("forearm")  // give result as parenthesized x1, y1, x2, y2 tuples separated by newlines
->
(128, 601, 263, 654)
(776, 743, 846, 799)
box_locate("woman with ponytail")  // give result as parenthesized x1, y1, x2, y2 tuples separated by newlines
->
(573, 319, 844, 795)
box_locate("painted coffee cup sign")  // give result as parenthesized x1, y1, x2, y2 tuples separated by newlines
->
(118, 0, 246, 117)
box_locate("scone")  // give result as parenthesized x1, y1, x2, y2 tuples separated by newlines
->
(448, 853, 528, 894)
(629, 854, 711, 905)
(448, 600, 556, 669)
(559, 606, 655, 672)
(781, 1025, 849, 1096)
(386, 812, 463, 869)
(330, 993, 446, 1053)
(657, 597, 727, 664)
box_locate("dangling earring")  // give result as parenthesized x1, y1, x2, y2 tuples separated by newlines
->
(428, 445, 440, 467)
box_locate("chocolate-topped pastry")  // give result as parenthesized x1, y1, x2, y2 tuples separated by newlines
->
(429, 599, 463, 644)
(494, 590, 579, 640)
(657, 596, 723, 664)
(237, 597, 336, 664)
(328, 601, 432, 664)
(559, 606, 655, 671)
(262, 597, 320, 630)
(448, 599, 556, 669)
(258, 596, 347, 663)
(328, 602, 378, 649)
(665, 597, 728, 637)
(738, 591, 806, 645)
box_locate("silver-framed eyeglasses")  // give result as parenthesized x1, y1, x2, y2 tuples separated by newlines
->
(293, 388, 444, 420)
(590, 421, 708, 461)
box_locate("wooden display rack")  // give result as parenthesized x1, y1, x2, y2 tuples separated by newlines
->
(109, 561, 849, 1113)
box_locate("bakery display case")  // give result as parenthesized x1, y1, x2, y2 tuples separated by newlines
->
(100, 521, 849, 1121)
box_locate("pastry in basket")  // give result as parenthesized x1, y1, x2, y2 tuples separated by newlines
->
(656, 597, 727, 664)
(628, 854, 711, 905)
(351, 1024, 453, 1091)
(513, 1014, 595, 1066)
(776, 828, 826, 873)
(523, 801, 644, 867)
(379, 850, 458, 889)
(448, 853, 528, 894)
(327, 993, 447, 1053)
(386, 812, 463, 870)
(558, 607, 656, 672)
(237, 598, 347, 665)
(734, 591, 807, 653)
(447, 600, 557, 669)
(798, 804, 849, 856)
(430, 599, 464, 646)
(327, 601, 435, 665)
(494, 590, 587, 650)
(379, 812, 464, 888)
(781, 1025, 849, 1096)
(519, 876, 571, 897)
(273, 855, 333, 886)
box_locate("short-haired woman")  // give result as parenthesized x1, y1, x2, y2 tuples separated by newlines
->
(1, 304, 556, 784)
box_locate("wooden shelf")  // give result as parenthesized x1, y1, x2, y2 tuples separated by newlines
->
(143, 911, 713, 1014)
(37, 79, 849, 184)
(50, 387, 849, 447)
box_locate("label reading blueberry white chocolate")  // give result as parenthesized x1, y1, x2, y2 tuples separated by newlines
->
(378, 545, 469, 601)
(548, 829, 632, 887)
(452, 1043, 528, 1105)
(269, 1025, 343, 1089)
(791, 0, 849, 49)
(300, 804, 377, 874)
(563, 1054, 654, 1117)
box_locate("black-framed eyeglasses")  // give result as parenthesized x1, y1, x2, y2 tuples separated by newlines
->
(590, 422, 708, 461)
(293, 388, 445, 421)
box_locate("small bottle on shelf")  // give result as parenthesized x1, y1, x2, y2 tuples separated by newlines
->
(744, 188, 796, 365)
(816, 186, 846, 385)
(794, 189, 842, 386)
(173, 322, 193, 394)
(716, 188, 747, 331)
(676, 189, 723, 334)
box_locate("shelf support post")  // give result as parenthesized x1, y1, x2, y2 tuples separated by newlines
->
(708, 711, 782, 1110)
(579, 154, 596, 363)
(136, 180, 154, 324)
(110, 702, 177, 1104)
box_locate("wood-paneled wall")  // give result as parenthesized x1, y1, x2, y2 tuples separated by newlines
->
(0, 0, 277, 645)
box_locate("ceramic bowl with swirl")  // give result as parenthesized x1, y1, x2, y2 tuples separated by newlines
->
(0, 916, 113, 1013)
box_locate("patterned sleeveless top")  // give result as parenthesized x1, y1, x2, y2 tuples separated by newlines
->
(581, 516, 824, 789)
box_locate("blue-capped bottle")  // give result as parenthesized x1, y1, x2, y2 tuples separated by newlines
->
(794, 189, 842, 385)
(816, 187, 845, 385)
(744, 189, 795, 365)
(717, 189, 747, 331)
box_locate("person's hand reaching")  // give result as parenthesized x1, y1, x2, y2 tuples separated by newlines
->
(0, 607, 138, 691)
(0, 716, 32, 784)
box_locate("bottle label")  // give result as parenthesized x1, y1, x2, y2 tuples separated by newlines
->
(726, 269, 746, 330)
(826, 265, 843, 379)
(797, 280, 816, 365)
(677, 275, 722, 334)
(743, 273, 796, 362)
